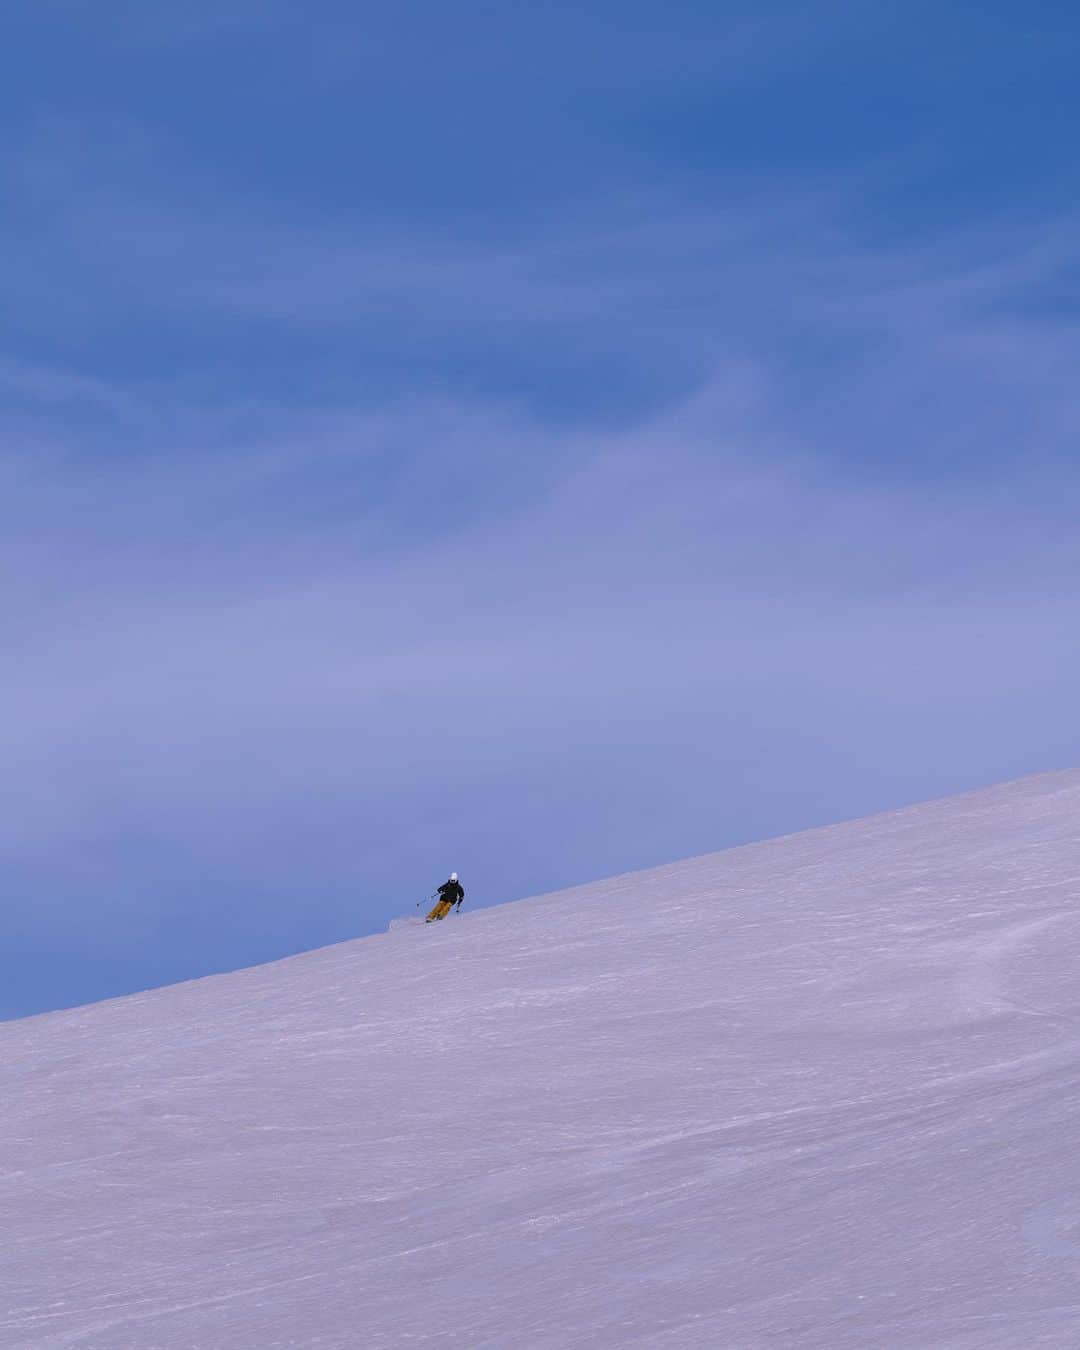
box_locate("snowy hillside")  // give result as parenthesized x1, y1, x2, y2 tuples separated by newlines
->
(4, 772, 1080, 1348)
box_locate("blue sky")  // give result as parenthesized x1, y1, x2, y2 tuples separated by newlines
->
(3, 1, 1079, 1018)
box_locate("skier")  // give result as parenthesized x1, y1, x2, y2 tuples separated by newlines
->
(426, 873, 465, 922)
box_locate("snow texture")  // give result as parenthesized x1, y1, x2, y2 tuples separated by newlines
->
(4, 771, 1080, 1348)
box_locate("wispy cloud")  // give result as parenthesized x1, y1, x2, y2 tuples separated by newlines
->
(3, 310, 1078, 949)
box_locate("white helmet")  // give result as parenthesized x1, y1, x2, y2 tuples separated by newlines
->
(450, 872, 458, 881)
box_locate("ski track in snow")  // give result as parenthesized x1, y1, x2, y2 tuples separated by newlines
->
(3, 771, 1080, 1347)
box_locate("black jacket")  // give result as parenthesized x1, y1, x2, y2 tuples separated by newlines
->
(438, 878, 465, 906)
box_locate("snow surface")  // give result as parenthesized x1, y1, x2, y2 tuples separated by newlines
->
(4, 771, 1080, 1348)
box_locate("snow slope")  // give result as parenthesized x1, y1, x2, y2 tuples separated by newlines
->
(4, 772, 1080, 1348)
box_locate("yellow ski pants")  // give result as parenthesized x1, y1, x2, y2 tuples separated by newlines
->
(426, 899, 454, 922)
